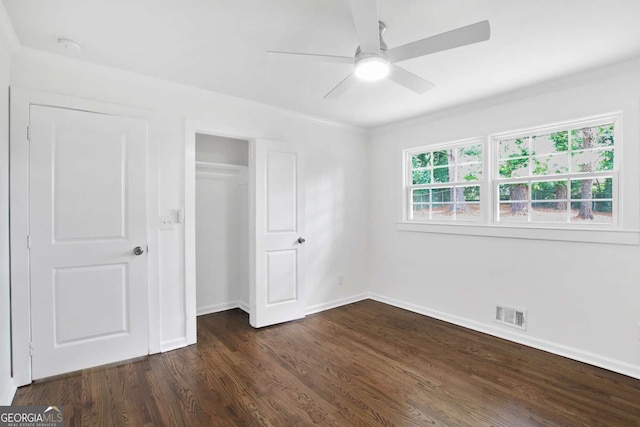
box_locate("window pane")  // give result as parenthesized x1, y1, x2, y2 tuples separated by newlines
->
(412, 168, 431, 184)
(411, 189, 430, 220)
(432, 187, 452, 203)
(498, 158, 529, 178)
(459, 186, 481, 203)
(412, 152, 431, 168)
(499, 183, 529, 221)
(499, 183, 529, 202)
(571, 148, 613, 172)
(432, 203, 453, 219)
(570, 201, 613, 224)
(433, 166, 450, 183)
(592, 177, 613, 199)
(532, 153, 569, 176)
(457, 144, 483, 163)
(593, 200, 613, 216)
(570, 177, 613, 200)
(498, 138, 529, 159)
(457, 163, 483, 181)
(455, 202, 481, 219)
(412, 189, 430, 203)
(412, 203, 430, 220)
(531, 131, 567, 155)
(499, 203, 529, 222)
(433, 150, 449, 166)
(531, 201, 567, 223)
(571, 124, 615, 150)
(531, 181, 568, 201)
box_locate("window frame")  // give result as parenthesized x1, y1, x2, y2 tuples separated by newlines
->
(490, 112, 622, 229)
(403, 137, 487, 224)
(402, 112, 623, 233)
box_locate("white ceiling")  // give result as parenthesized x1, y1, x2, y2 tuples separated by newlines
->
(3, 0, 640, 128)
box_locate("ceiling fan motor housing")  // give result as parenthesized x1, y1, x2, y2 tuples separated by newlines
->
(354, 21, 388, 56)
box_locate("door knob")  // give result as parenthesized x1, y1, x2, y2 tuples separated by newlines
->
(133, 246, 144, 256)
(297, 237, 306, 244)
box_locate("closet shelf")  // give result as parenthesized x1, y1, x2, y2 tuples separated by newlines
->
(195, 161, 248, 180)
(195, 161, 248, 171)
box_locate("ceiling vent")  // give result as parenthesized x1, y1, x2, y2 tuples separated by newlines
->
(495, 304, 527, 330)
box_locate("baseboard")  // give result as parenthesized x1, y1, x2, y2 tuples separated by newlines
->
(369, 293, 640, 380)
(0, 380, 16, 405)
(160, 337, 189, 353)
(305, 293, 370, 316)
(237, 300, 249, 314)
(197, 301, 241, 316)
(197, 300, 250, 316)
(197, 293, 369, 319)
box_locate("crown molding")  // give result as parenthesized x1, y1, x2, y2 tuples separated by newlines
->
(12, 46, 368, 135)
(0, 2, 19, 54)
(373, 55, 640, 135)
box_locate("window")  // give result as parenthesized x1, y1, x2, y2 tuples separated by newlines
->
(494, 115, 618, 225)
(406, 139, 483, 222)
(403, 113, 621, 230)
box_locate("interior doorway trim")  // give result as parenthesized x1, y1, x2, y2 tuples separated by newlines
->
(183, 121, 259, 344)
(10, 87, 161, 386)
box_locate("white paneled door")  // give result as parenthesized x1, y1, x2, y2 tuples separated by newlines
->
(29, 105, 149, 379)
(252, 140, 305, 328)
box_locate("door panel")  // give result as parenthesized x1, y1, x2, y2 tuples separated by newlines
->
(29, 105, 148, 379)
(266, 151, 297, 232)
(54, 264, 128, 344)
(266, 250, 297, 304)
(53, 128, 126, 241)
(252, 140, 305, 327)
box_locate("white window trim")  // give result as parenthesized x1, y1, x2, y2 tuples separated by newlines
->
(396, 221, 640, 245)
(398, 112, 637, 245)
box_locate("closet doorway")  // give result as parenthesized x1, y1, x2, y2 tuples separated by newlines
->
(185, 121, 306, 342)
(195, 134, 250, 317)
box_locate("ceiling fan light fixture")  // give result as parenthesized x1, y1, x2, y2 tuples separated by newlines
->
(354, 55, 389, 81)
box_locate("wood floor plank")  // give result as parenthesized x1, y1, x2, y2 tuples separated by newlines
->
(12, 300, 640, 426)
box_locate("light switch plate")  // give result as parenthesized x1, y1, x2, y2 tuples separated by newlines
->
(159, 215, 174, 230)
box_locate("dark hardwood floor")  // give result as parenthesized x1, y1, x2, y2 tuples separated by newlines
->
(13, 300, 640, 426)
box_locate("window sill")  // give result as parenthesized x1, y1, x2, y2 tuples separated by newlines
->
(396, 221, 640, 245)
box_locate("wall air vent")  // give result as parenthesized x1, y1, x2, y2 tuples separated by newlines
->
(495, 304, 527, 330)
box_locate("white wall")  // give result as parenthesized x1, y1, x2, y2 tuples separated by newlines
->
(0, 37, 14, 404)
(196, 135, 249, 314)
(10, 49, 370, 349)
(369, 59, 640, 378)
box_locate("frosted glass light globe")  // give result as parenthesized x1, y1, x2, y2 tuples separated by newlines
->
(354, 55, 390, 81)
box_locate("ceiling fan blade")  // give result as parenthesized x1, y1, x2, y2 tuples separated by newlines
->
(349, 0, 380, 53)
(324, 73, 356, 99)
(388, 65, 435, 94)
(388, 20, 490, 63)
(268, 51, 354, 64)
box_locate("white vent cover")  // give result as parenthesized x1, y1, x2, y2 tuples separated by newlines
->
(495, 305, 527, 330)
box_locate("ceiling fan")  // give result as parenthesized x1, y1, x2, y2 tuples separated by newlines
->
(268, 0, 490, 98)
